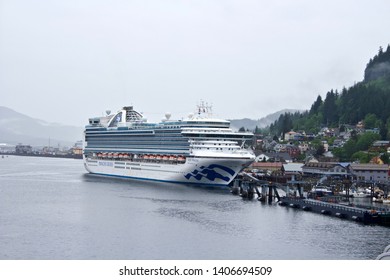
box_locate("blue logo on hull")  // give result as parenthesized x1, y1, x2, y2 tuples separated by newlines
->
(184, 164, 236, 182)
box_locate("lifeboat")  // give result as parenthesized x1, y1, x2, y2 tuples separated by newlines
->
(144, 155, 149, 160)
(102, 152, 107, 158)
(118, 153, 123, 159)
(108, 153, 113, 158)
(113, 153, 119, 158)
(98, 153, 102, 158)
(178, 156, 186, 162)
(156, 155, 162, 160)
(169, 155, 176, 161)
(162, 155, 168, 161)
(123, 153, 129, 159)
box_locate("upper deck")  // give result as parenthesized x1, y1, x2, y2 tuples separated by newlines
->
(84, 105, 254, 158)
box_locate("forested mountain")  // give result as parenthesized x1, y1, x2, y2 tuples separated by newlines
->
(365, 45, 390, 82)
(269, 45, 390, 140)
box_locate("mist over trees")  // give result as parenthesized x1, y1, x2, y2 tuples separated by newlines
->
(269, 45, 390, 141)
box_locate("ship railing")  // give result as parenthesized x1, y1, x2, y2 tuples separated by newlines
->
(90, 153, 187, 165)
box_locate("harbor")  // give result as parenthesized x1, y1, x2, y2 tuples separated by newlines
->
(231, 172, 390, 227)
(1, 155, 389, 260)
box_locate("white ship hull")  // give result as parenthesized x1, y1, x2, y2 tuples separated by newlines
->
(83, 156, 252, 186)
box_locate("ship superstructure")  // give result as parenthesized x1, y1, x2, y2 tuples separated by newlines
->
(83, 103, 255, 186)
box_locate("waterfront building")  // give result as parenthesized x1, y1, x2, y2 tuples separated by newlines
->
(72, 140, 83, 155)
(282, 163, 304, 180)
(250, 162, 283, 172)
(15, 144, 33, 154)
(350, 163, 389, 183)
(302, 162, 350, 177)
(0, 143, 15, 153)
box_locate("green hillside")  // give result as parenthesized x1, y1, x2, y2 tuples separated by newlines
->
(270, 45, 390, 140)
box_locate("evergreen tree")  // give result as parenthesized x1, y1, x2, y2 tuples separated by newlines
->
(322, 90, 338, 126)
(310, 95, 323, 115)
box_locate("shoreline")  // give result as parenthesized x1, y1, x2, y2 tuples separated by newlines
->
(0, 152, 82, 160)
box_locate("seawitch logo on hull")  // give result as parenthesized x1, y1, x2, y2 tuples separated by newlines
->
(184, 164, 236, 182)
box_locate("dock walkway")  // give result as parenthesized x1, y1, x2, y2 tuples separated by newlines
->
(280, 196, 390, 226)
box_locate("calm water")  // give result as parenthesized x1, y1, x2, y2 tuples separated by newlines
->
(0, 156, 389, 260)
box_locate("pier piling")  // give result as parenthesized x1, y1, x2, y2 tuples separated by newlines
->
(232, 173, 282, 203)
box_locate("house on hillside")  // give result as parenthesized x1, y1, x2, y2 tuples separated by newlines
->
(371, 140, 390, 152)
(284, 130, 297, 141)
(274, 143, 286, 153)
(319, 127, 338, 137)
(285, 144, 300, 159)
(298, 142, 309, 153)
(254, 153, 270, 162)
(332, 139, 345, 148)
(254, 152, 292, 163)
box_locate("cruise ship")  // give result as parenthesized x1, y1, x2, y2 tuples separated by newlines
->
(83, 103, 255, 186)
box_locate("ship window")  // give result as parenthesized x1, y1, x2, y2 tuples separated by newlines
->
(109, 112, 123, 127)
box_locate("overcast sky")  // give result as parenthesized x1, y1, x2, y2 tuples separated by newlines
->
(1, 0, 389, 126)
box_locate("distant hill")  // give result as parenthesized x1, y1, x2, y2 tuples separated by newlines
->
(230, 109, 301, 131)
(0, 106, 83, 147)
